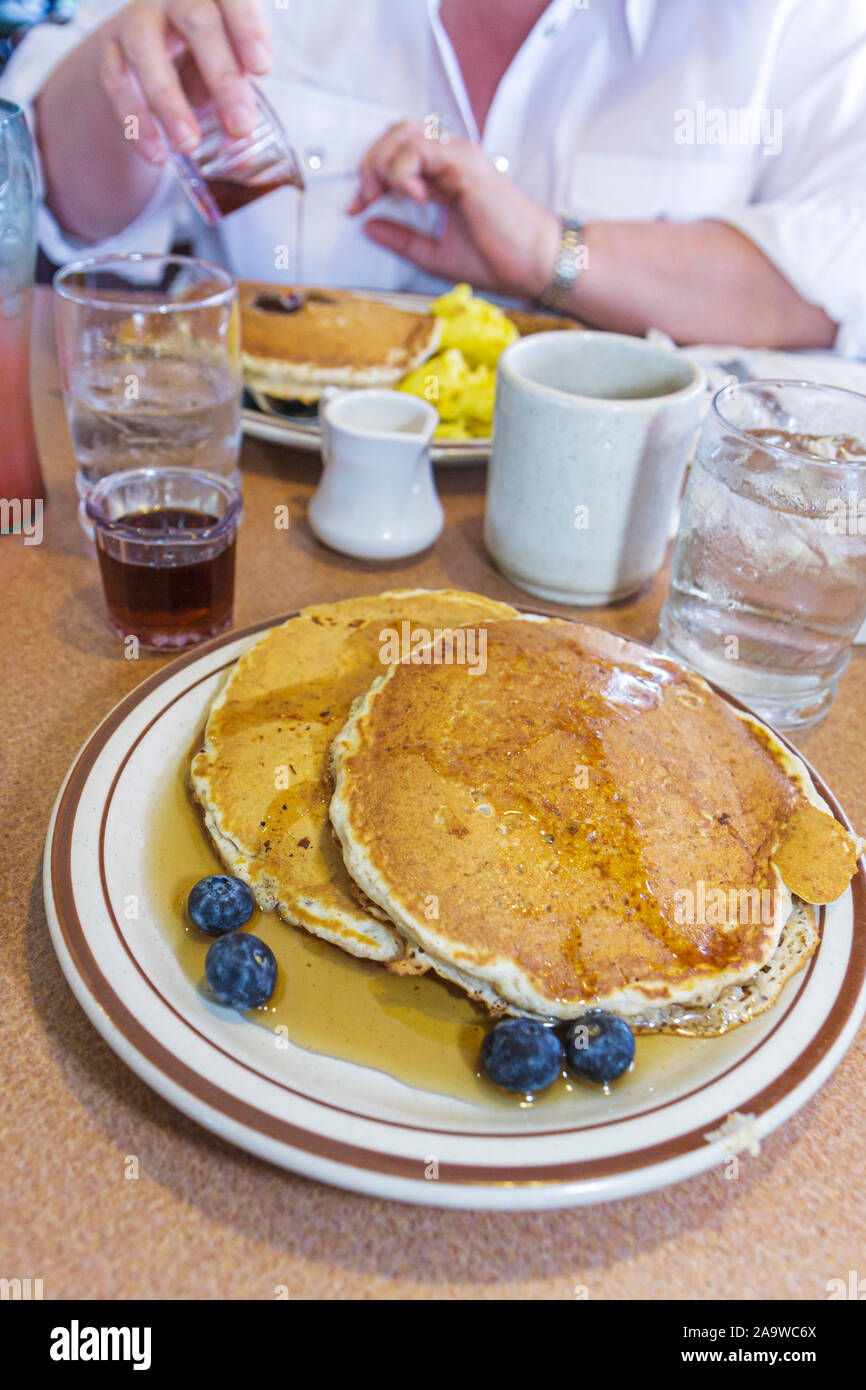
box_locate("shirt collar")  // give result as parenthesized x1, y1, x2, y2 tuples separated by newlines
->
(624, 0, 658, 56)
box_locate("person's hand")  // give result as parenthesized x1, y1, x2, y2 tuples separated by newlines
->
(348, 121, 560, 299)
(97, 0, 272, 164)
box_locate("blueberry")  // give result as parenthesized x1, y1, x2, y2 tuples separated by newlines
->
(480, 1018, 563, 1095)
(187, 875, 255, 934)
(564, 1012, 635, 1084)
(205, 932, 277, 1009)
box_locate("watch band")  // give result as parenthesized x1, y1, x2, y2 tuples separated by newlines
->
(539, 217, 585, 312)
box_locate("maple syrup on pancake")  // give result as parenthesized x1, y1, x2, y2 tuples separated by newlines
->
(146, 753, 707, 1107)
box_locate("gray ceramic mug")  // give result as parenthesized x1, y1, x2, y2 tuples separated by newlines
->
(484, 331, 706, 605)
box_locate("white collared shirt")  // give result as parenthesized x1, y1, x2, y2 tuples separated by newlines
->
(4, 0, 866, 351)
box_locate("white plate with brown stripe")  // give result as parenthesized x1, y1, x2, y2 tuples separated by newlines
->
(43, 614, 866, 1208)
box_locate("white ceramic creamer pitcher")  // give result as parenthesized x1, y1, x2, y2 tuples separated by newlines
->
(309, 388, 443, 560)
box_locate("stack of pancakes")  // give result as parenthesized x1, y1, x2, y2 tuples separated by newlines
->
(191, 590, 862, 1036)
(239, 283, 442, 403)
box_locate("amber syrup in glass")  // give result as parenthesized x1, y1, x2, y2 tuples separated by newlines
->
(96, 507, 235, 648)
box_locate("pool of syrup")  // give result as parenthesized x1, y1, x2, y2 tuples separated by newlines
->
(147, 754, 709, 1109)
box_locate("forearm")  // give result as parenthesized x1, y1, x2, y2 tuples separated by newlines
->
(36, 32, 161, 241)
(560, 218, 837, 350)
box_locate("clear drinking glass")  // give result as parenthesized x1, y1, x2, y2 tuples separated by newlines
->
(86, 466, 242, 649)
(658, 380, 866, 729)
(0, 98, 44, 531)
(53, 253, 242, 529)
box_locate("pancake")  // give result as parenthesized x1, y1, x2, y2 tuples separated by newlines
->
(330, 617, 860, 1020)
(190, 590, 516, 960)
(240, 283, 442, 402)
(626, 896, 819, 1035)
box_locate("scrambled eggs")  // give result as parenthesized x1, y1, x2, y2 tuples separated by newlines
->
(398, 283, 519, 440)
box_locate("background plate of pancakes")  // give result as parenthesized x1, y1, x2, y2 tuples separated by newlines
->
(43, 604, 866, 1210)
(240, 287, 581, 465)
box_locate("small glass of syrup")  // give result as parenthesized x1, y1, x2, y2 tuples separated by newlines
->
(171, 77, 304, 238)
(86, 468, 242, 651)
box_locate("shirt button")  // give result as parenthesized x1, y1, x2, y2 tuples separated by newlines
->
(305, 149, 324, 171)
(493, 154, 509, 173)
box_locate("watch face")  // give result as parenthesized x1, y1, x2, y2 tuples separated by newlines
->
(540, 220, 584, 308)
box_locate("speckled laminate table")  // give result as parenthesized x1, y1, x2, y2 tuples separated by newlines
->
(1, 290, 864, 1300)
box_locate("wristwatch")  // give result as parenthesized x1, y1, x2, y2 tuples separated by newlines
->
(539, 216, 585, 313)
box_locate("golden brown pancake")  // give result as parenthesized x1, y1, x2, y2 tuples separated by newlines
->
(190, 590, 516, 960)
(626, 897, 819, 1035)
(239, 283, 442, 402)
(330, 617, 860, 1018)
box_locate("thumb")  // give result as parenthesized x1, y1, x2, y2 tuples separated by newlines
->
(362, 217, 446, 275)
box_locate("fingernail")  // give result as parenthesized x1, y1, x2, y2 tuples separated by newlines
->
(225, 104, 258, 138)
(172, 121, 198, 152)
(244, 41, 271, 74)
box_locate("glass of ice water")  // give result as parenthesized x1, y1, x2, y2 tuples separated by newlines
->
(658, 380, 866, 730)
(53, 254, 242, 532)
